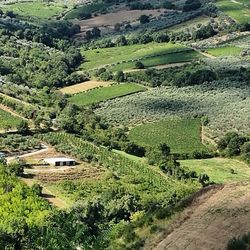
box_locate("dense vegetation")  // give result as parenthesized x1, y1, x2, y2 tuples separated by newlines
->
(0, 0, 249, 248)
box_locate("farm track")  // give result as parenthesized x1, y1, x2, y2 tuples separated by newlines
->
(146, 182, 250, 250)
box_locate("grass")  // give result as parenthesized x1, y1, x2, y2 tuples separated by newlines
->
(129, 119, 206, 154)
(206, 46, 243, 57)
(0, 1, 65, 19)
(60, 80, 112, 94)
(167, 15, 211, 32)
(69, 83, 146, 106)
(80, 42, 191, 70)
(216, 0, 250, 24)
(64, 2, 107, 20)
(180, 158, 250, 183)
(111, 50, 200, 72)
(112, 149, 145, 163)
(0, 108, 22, 129)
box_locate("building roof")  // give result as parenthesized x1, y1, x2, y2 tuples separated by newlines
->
(44, 157, 75, 163)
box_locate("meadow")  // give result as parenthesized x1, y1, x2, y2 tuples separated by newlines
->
(129, 119, 206, 154)
(181, 158, 250, 183)
(0, 1, 65, 19)
(0, 108, 23, 129)
(69, 83, 146, 106)
(96, 79, 250, 139)
(80, 42, 192, 70)
(216, 0, 250, 24)
(206, 46, 243, 57)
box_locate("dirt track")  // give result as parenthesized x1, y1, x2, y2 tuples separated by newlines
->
(147, 182, 250, 250)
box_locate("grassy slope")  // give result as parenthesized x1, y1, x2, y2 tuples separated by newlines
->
(216, 0, 250, 23)
(206, 46, 243, 57)
(181, 158, 250, 183)
(0, 108, 22, 129)
(0, 2, 65, 19)
(129, 119, 206, 154)
(80, 43, 190, 70)
(69, 83, 146, 106)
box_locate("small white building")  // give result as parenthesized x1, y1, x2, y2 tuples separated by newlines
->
(44, 157, 76, 167)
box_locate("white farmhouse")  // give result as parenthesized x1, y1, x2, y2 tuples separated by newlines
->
(44, 157, 76, 167)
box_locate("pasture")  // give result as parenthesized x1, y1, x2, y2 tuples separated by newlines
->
(0, 108, 22, 130)
(206, 46, 243, 57)
(60, 80, 112, 94)
(80, 42, 192, 70)
(69, 83, 146, 106)
(0, 1, 65, 19)
(129, 119, 206, 154)
(216, 0, 250, 24)
(181, 158, 250, 183)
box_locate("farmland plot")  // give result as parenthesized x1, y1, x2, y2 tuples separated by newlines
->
(80, 43, 191, 70)
(216, 0, 250, 24)
(129, 119, 206, 154)
(69, 83, 146, 106)
(0, 1, 65, 19)
(95, 79, 250, 139)
(0, 108, 22, 129)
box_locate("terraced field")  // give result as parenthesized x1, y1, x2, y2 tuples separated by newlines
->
(206, 46, 243, 57)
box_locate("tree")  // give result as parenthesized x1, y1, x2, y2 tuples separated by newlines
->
(139, 15, 150, 24)
(114, 23, 121, 32)
(114, 71, 125, 82)
(135, 61, 145, 69)
(32, 183, 43, 196)
(198, 173, 210, 187)
(183, 0, 202, 12)
(17, 120, 30, 135)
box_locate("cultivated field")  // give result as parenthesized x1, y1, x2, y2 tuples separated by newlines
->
(216, 0, 250, 23)
(206, 46, 243, 57)
(80, 42, 193, 70)
(75, 9, 166, 32)
(96, 79, 250, 138)
(181, 158, 250, 183)
(111, 50, 200, 72)
(129, 119, 206, 154)
(0, 1, 66, 19)
(60, 80, 112, 94)
(0, 108, 22, 129)
(69, 83, 146, 106)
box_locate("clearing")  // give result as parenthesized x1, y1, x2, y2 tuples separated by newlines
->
(0, 1, 66, 20)
(216, 0, 250, 24)
(181, 158, 250, 183)
(69, 83, 146, 106)
(129, 119, 206, 154)
(146, 182, 250, 250)
(60, 80, 113, 94)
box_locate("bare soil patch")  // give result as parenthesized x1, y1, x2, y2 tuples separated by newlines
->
(75, 8, 166, 34)
(60, 80, 113, 94)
